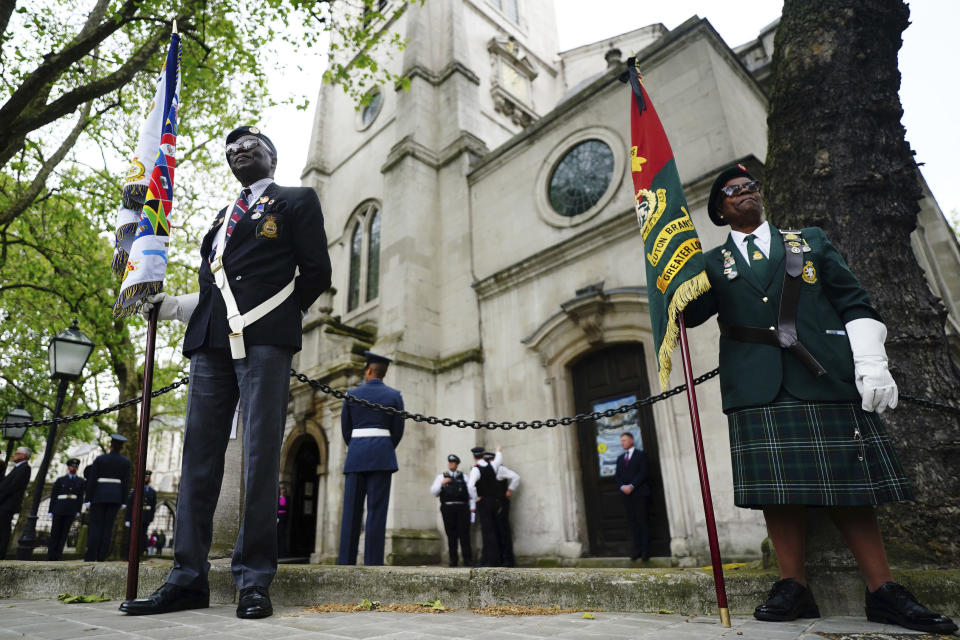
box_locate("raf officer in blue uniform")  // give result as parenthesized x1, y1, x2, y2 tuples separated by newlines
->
(125, 470, 157, 556)
(47, 457, 85, 560)
(337, 351, 405, 566)
(84, 434, 131, 561)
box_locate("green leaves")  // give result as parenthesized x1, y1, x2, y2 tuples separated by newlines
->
(57, 593, 111, 603)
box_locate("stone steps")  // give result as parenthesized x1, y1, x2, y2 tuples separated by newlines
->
(1, 560, 957, 618)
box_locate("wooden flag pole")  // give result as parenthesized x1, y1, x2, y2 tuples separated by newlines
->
(125, 306, 159, 601)
(677, 312, 731, 627)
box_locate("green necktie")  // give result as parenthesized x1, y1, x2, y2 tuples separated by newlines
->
(745, 234, 768, 281)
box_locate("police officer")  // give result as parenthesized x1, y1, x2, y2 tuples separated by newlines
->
(84, 434, 131, 562)
(122, 126, 332, 620)
(483, 451, 520, 567)
(430, 454, 472, 567)
(683, 164, 956, 634)
(337, 351, 405, 566)
(47, 457, 85, 560)
(0, 446, 31, 559)
(467, 445, 503, 566)
(125, 470, 157, 556)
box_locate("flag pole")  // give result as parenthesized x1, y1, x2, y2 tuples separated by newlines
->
(677, 312, 730, 627)
(125, 306, 159, 601)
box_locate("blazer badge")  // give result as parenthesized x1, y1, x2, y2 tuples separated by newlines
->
(802, 260, 818, 284)
(257, 215, 280, 239)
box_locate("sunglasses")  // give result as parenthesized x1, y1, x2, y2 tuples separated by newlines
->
(225, 138, 262, 156)
(720, 180, 761, 197)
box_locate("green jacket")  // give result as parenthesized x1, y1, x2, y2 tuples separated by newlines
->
(684, 223, 880, 413)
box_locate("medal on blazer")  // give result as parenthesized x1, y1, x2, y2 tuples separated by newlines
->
(721, 249, 738, 280)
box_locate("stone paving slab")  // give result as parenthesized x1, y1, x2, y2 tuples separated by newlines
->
(0, 599, 952, 640)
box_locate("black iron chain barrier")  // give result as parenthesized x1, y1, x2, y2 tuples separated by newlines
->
(8, 368, 960, 431)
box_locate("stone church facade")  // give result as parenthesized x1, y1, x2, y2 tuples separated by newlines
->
(216, 1, 960, 565)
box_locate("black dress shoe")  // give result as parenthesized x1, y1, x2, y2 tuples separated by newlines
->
(119, 583, 209, 616)
(754, 578, 821, 621)
(865, 581, 958, 634)
(237, 585, 273, 619)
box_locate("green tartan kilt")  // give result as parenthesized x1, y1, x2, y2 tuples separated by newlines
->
(727, 392, 914, 508)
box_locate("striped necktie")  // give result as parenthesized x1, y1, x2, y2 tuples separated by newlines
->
(745, 233, 768, 281)
(210, 187, 251, 262)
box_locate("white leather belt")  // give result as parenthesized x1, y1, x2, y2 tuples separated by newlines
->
(98, 478, 121, 484)
(352, 428, 391, 438)
(144, 506, 152, 510)
(210, 210, 297, 359)
(57, 494, 78, 499)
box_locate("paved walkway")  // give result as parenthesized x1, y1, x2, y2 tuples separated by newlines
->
(0, 599, 945, 639)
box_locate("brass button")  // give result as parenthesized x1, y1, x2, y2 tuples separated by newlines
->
(762, 296, 769, 303)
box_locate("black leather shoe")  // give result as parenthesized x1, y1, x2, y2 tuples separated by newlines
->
(865, 581, 958, 634)
(754, 578, 821, 621)
(119, 583, 209, 615)
(237, 585, 273, 619)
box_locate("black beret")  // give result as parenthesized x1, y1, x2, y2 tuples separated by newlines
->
(364, 351, 393, 366)
(470, 446, 485, 457)
(66, 458, 80, 466)
(707, 163, 755, 226)
(447, 454, 460, 463)
(225, 125, 277, 157)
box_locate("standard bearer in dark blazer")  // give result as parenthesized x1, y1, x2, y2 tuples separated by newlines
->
(683, 164, 955, 634)
(0, 446, 31, 559)
(338, 351, 405, 566)
(122, 126, 332, 620)
(614, 432, 650, 561)
(47, 457, 85, 560)
(84, 434, 131, 562)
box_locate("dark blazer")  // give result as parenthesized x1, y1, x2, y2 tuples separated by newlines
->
(0, 462, 30, 514)
(125, 485, 157, 525)
(83, 451, 131, 505)
(684, 224, 880, 413)
(49, 474, 85, 516)
(341, 378, 405, 473)
(614, 449, 650, 496)
(183, 183, 332, 356)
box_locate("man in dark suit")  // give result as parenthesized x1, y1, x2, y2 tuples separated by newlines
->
(614, 432, 650, 561)
(84, 434, 131, 562)
(124, 470, 156, 556)
(47, 457, 85, 560)
(0, 446, 31, 559)
(122, 126, 331, 620)
(337, 352, 405, 566)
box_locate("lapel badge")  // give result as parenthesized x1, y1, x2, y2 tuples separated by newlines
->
(258, 215, 279, 239)
(802, 239, 812, 252)
(784, 233, 799, 241)
(791, 246, 802, 254)
(251, 212, 262, 220)
(268, 199, 275, 205)
(802, 260, 818, 284)
(257, 196, 269, 204)
(752, 250, 764, 261)
(249, 126, 260, 134)
(721, 249, 738, 279)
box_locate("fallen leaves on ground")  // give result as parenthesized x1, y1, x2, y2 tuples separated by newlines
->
(57, 593, 110, 604)
(698, 562, 748, 572)
(472, 605, 602, 617)
(303, 601, 451, 614)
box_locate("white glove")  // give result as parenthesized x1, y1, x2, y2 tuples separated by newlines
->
(845, 318, 898, 414)
(140, 292, 200, 324)
(124, 522, 130, 527)
(82, 502, 90, 510)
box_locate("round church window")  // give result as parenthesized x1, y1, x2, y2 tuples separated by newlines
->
(359, 88, 383, 130)
(548, 139, 615, 217)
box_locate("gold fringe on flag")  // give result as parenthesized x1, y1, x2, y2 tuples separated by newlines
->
(112, 280, 163, 319)
(657, 270, 711, 391)
(111, 223, 138, 277)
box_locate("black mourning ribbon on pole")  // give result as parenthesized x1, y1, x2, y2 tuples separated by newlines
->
(619, 57, 646, 112)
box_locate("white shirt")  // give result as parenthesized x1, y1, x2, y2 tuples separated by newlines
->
(729, 219, 771, 263)
(496, 464, 520, 491)
(467, 451, 503, 507)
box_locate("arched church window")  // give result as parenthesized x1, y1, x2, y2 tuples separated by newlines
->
(348, 223, 363, 312)
(359, 88, 383, 130)
(345, 201, 382, 314)
(548, 139, 615, 217)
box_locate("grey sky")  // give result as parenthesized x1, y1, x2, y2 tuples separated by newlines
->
(264, 1, 958, 218)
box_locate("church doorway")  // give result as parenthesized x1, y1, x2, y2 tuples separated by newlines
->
(289, 438, 320, 558)
(572, 343, 671, 557)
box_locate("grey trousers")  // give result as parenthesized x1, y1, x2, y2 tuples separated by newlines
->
(167, 345, 293, 591)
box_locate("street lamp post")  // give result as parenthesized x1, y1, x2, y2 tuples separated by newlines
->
(0, 407, 32, 480)
(16, 320, 94, 560)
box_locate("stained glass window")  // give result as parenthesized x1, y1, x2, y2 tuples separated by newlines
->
(366, 208, 381, 302)
(361, 89, 383, 128)
(548, 139, 615, 217)
(348, 223, 363, 311)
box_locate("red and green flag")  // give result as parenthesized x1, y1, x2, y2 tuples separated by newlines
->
(625, 58, 710, 390)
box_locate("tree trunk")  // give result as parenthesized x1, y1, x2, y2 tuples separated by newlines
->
(765, 0, 960, 565)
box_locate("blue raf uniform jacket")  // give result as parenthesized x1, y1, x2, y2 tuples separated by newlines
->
(125, 485, 157, 525)
(49, 474, 86, 516)
(83, 451, 131, 505)
(341, 378, 405, 473)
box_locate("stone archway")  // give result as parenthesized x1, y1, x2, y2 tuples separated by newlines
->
(280, 418, 328, 560)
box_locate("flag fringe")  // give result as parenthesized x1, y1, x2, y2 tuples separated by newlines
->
(112, 280, 163, 319)
(657, 270, 711, 391)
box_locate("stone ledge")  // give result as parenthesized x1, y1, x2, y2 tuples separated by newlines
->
(1, 561, 957, 618)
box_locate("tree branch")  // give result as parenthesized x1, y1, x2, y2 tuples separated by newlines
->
(0, 101, 94, 226)
(0, 0, 16, 54)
